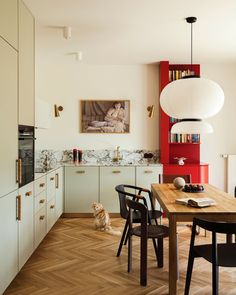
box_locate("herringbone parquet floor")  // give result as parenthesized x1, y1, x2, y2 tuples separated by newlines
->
(4, 218, 236, 295)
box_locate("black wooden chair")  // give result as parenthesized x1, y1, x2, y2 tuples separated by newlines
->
(115, 184, 162, 260)
(126, 196, 169, 286)
(185, 217, 236, 295)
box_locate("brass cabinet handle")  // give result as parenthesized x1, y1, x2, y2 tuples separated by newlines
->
(144, 170, 153, 174)
(76, 171, 85, 174)
(39, 215, 45, 220)
(112, 170, 121, 174)
(16, 195, 21, 221)
(50, 177, 54, 181)
(25, 191, 32, 196)
(39, 199, 45, 204)
(39, 183, 45, 187)
(16, 159, 19, 183)
(55, 173, 59, 189)
(50, 205, 55, 209)
(16, 159, 22, 184)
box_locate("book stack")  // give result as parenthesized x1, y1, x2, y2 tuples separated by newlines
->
(169, 133, 200, 143)
(169, 69, 195, 81)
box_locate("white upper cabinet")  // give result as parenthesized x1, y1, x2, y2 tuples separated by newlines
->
(0, 0, 18, 49)
(0, 38, 18, 198)
(35, 99, 51, 129)
(18, 0, 35, 126)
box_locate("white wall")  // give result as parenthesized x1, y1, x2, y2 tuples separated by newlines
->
(201, 63, 236, 190)
(36, 55, 236, 191)
(35, 59, 159, 151)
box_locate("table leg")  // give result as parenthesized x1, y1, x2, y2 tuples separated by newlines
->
(169, 215, 177, 295)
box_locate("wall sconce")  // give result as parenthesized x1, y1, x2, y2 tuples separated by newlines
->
(147, 105, 154, 118)
(54, 104, 64, 117)
(63, 26, 72, 39)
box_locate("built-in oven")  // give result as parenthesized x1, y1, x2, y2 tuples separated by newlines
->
(18, 125, 35, 187)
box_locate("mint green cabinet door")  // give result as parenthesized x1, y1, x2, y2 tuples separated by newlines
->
(0, 191, 18, 294)
(136, 166, 163, 210)
(65, 167, 99, 213)
(100, 167, 135, 213)
(0, 38, 18, 198)
(55, 167, 64, 218)
(18, 0, 35, 126)
(18, 182, 34, 270)
(0, 0, 18, 49)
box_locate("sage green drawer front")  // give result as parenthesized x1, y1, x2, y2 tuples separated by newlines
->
(136, 166, 162, 210)
(65, 167, 99, 213)
(35, 191, 46, 214)
(34, 205, 46, 249)
(100, 167, 135, 213)
(34, 175, 46, 196)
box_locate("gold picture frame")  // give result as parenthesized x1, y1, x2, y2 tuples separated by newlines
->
(80, 100, 130, 133)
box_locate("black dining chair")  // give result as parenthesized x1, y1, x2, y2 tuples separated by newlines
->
(185, 217, 236, 295)
(126, 196, 169, 286)
(115, 185, 162, 262)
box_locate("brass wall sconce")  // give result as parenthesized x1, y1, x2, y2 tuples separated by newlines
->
(147, 105, 154, 118)
(54, 104, 64, 117)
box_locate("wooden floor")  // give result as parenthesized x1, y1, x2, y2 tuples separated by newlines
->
(4, 218, 236, 295)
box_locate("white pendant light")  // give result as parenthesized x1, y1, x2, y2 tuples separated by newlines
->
(171, 120, 213, 134)
(160, 17, 224, 134)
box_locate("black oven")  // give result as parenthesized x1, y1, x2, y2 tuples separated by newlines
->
(18, 125, 35, 187)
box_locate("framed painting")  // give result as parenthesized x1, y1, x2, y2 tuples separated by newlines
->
(80, 100, 130, 133)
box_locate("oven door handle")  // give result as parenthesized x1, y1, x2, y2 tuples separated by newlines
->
(16, 158, 22, 185)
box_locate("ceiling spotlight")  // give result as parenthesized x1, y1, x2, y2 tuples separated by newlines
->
(63, 26, 72, 39)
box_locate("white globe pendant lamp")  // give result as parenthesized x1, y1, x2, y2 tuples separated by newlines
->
(160, 17, 224, 134)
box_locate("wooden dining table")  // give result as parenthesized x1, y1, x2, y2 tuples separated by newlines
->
(151, 183, 236, 295)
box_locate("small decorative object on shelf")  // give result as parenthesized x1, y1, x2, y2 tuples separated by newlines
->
(173, 177, 186, 189)
(174, 157, 186, 166)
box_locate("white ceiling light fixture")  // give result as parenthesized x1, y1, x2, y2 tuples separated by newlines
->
(160, 17, 224, 134)
(63, 26, 72, 39)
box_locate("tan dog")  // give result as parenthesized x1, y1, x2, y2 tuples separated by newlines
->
(92, 202, 121, 236)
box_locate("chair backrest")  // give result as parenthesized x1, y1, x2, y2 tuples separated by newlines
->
(160, 174, 191, 184)
(126, 197, 148, 235)
(193, 217, 236, 235)
(115, 184, 151, 219)
(115, 184, 137, 219)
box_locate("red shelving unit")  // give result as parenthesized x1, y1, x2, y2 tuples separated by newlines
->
(159, 61, 208, 183)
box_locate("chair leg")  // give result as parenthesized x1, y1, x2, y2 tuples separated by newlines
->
(124, 227, 129, 245)
(128, 232, 132, 273)
(140, 235, 147, 286)
(184, 252, 195, 295)
(212, 263, 219, 295)
(151, 238, 159, 267)
(157, 238, 163, 268)
(116, 219, 129, 257)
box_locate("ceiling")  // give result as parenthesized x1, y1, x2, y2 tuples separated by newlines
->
(24, 0, 236, 64)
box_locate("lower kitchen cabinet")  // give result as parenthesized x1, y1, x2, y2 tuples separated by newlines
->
(18, 182, 34, 270)
(65, 167, 99, 213)
(100, 166, 135, 213)
(136, 166, 162, 210)
(34, 206, 47, 248)
(55, 167, 64, 218)
(47, 170, 56, 202)
(0, 191, 18, 295)
(47, 197, 56, 232)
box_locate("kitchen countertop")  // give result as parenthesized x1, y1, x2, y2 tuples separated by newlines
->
(34, 162, 162, 179)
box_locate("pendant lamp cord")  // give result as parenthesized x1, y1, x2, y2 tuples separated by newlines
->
(191, 21, 193, 71)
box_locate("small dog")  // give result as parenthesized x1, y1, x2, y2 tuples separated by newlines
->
(91, 202, 121, 236)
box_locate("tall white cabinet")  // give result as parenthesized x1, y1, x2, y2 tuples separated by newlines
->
(0, 37, 18, 198)
(0, 0, 18, 49)
(18, 0, 35, 126)
(0, 191, 18, 295)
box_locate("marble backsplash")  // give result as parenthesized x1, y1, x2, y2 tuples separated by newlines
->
(35, 149, 160, 170)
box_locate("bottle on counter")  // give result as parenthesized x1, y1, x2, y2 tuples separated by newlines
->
(73, 149, 78, 163)
(78, 150, 83, 163)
